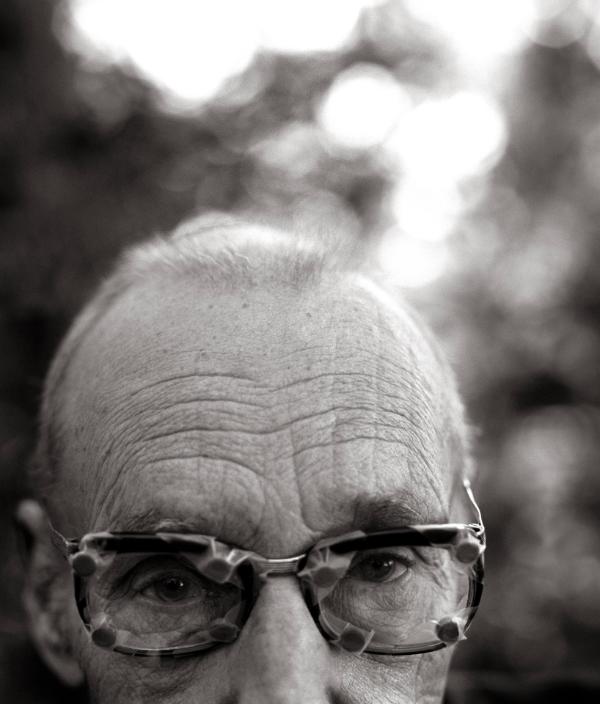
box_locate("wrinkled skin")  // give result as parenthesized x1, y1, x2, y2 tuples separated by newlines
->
(23, 273, 465, 703)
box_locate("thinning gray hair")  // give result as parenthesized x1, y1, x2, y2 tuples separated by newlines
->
(30, 212, 472, 508)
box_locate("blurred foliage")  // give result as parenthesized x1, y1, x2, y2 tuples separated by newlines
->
(1, 0, 600, 701)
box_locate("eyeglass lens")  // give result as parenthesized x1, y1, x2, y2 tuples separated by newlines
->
(80, 541, 476, 654)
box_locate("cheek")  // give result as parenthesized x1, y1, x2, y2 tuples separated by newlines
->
(78, 645, 228, 704)
(338, 650, 452, 704)
(415, 651, 453, 702)
(74, 639, 452, 704)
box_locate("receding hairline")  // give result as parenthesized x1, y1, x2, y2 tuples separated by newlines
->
(31, 213, 473, 508)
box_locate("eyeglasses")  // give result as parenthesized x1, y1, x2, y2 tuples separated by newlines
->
(49, 480, 485, 659)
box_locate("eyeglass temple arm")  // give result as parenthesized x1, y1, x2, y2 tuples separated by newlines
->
(48, 523, 79, 559)
(463, 478, 485, 541)
(13, 501, 79, 562)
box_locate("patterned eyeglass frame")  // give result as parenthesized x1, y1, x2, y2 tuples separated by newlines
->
(48, 479, 485, 659)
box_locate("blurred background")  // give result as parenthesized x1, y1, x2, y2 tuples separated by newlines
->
(2, 0, 600, 701)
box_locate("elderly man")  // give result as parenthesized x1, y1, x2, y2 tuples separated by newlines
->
(18, 216, 484, 704)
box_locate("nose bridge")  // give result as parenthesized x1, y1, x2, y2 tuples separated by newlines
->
(230, 575, 334, 703)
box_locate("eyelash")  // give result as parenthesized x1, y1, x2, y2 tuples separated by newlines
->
(346, 549, 416, 583)
(108, 558, 201, 598)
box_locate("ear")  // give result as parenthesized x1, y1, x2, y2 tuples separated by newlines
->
(16, 499, 85, 688)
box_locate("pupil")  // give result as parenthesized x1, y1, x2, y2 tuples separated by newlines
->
(158, 576, 187, 600)
(363, 556, 394, 582)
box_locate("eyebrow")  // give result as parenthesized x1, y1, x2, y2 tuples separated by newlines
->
(110, 508, 213, 535)
(351, 496, 448, 532)
(110, 495, 448, 543)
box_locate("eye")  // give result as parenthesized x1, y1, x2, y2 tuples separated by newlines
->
(347, 551, 413, 584)
(142, 573, 198, 603)
(121, 556, 213, 604)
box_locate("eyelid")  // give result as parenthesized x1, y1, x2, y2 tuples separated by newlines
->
(137, 574, 210, 605)
(355, 546, 417, 563)
(109, 555, 203, 596)
(346, 547, 417, 577)
(130, 561, 203, 592)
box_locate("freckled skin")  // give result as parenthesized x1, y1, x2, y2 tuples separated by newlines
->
(45, 274, 462, 703)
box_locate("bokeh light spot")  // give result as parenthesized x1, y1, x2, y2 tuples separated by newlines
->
(404, 0, 534, 73)
(318, 63, 413, 151)
(387, 91, 507, 183)
(525, 1, 588, 49)
(66, 0, 259, 108)
(389, 180, 461, 242)
(256, 0, 377, 54)
(64, 0, 382, 108)
(376, 228, 448, 288)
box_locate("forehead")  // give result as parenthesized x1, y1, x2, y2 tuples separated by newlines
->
(56, 272, 460, 552)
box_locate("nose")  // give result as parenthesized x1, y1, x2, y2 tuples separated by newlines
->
(228, 576, 336, 703)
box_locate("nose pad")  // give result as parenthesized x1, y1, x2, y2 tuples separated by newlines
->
(230, 576, 334, 703)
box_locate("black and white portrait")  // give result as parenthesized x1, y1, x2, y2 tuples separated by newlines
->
(2, 2, 600, 703)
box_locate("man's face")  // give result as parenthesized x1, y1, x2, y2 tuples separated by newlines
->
(48, 274, 461, 703)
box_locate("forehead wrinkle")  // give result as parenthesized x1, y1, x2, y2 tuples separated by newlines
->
(95, 457, 268, 542)
(354, 292, 451, 517)
(357, 276, 458, 406)
(371, 291, 462, 502)
(96, 324, 434, 451)
(371, 299, 443, 516)
(364, 294, 381, 529)
(87, 430, 152, 529)
(99, 351, 435, 447)
(287, 302, 340, 537)
(124, 371, 260, 402)
(56, 274, 462, 544)
(72, 373, 270, 528)
(290, 301, 446, 533)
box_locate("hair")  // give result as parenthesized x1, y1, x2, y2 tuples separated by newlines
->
(30, 212, 472, 508)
